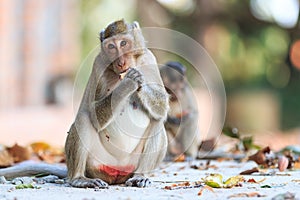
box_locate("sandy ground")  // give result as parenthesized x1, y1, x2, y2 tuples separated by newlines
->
(0, 160, 299, 200)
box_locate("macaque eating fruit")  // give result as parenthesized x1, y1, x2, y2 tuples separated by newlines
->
(160, 61, 199, 160)
(0, 19, 169, 188)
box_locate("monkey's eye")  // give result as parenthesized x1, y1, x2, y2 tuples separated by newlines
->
(108, 44, 115, 49)
(120, 40, 127, 47)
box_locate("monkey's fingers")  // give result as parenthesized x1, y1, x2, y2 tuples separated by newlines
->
(70, 177, 108, 188)
(125, 68, 144, 85)
(125, 175, 151, 188)
(125, 68, 139, 78)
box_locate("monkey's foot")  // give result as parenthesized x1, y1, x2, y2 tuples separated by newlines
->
(70, 177, 108, 188)
(125, 175, 151, 187)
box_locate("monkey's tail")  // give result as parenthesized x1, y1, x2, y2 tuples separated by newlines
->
(0, 161, 67, 180)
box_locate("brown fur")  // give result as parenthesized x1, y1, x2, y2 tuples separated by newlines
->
(66, 20, 169, 188)
(160, 63, 199, 159)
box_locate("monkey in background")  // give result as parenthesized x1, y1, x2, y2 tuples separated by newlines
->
(0, 20, 169, 188)
(160, 61, 199, 160)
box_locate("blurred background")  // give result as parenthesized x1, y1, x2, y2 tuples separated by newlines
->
(0, 0, 299, 149)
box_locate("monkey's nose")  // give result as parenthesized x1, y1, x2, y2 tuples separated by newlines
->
(118, 60, 125, 68)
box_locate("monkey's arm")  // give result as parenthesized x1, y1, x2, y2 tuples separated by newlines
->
(0, 161, 67, 179)
(135, 50, 169, 120)
(90, 73, 141, 131)
(137, 86, 169, 120)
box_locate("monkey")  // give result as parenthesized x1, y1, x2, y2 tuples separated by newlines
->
(0, 19, 169, 188)
(159, 61, 199, 160)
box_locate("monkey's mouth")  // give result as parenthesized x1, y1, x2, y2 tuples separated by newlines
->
(119, 68, 129, 80)
(120, 68, 129, 74)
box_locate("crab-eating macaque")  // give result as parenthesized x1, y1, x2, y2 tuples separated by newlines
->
(160, 61, 199, 160)
(0, 20, 169, 188)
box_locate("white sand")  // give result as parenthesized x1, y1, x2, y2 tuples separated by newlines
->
(0, 160, 299, 200)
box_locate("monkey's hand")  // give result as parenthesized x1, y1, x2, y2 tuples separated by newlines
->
(124, 68, 144, 90)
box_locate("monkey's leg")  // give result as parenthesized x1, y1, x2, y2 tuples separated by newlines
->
(131, 122, 167, 186)
(179, 116, 199, 159)
(66, 120, 108, 188)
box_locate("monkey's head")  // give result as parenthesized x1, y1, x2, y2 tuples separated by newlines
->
(160, 61, 186, 101)
(100, 19, 146, 75)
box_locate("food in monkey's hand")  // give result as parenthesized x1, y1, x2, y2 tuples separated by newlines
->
(119, 70, 129, 80)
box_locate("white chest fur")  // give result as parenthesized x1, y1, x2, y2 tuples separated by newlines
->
(104, 100, 150, 155)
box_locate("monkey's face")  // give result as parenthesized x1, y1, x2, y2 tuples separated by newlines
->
(102, 34, 136, 74)
(163, 73, 185, 101)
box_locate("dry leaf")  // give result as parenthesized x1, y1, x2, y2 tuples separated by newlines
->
(203, 174, 244, 188)
(30, 142, 65, 163)
(7, 144, 30, 163)
(197, 185, 214, 196)
(30, 142, 51, 154)
(228, 192, 266, 198)
(174, 154, 185, 162)
(0, 149, 14, 167)
(248, 146, 270, 165)
(247, 178, 257, 183)
(223, 175, 244, 188)
(293, 161, 300, 169)
(163, 181, 201, 190)
(247, 178, 266, 183)
(239, 167, 259, 175)
(199, 138, 216, 152)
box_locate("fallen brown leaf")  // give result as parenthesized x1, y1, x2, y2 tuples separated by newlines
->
(247, 178, 266, 183)
(7, 144, 30, 163)
(174, 154, 185, 162)
(199, 138, 216, 152)
(0, 149, 14, 167)
(197, 185, 214, 196)
(247, 178, 256, 183)
(30, 142, 51, 154)
(248, 146, 270, 165)
(163, 181, 201, 190)
(294, 161, 300, 169)
(228, 192, 266, 198)
(239, 167, 259, 175)
(291, 179, 300, 182)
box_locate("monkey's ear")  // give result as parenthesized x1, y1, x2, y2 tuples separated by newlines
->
(131, 21, 145, 56)
(100, 30, 105, 42)
(132, 21, 140, 29)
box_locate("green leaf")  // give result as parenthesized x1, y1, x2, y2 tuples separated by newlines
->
(205, 181, 222, 188)
(203, 174, 245, 188)
(203, 174, 223, 188)
(15, 183, 40, 189)
(261, 185, 271, 188)
(224, 175, 244, 188)
(222, 127, 240, 139)
(242, 136, 253, 151)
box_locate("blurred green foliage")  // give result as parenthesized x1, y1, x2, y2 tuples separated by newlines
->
(79, 0, 300, 130)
